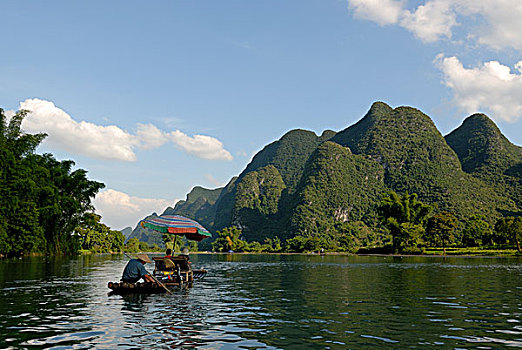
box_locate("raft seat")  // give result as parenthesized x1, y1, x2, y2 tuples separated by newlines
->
(153, 257, 193, 283)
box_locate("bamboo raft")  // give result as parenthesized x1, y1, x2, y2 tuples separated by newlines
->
(108, 256, 207, 295)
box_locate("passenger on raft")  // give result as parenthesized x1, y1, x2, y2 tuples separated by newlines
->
(179, 247, 191, 264)
(122, 254, 155, 283)
(164, 248, 173, 258)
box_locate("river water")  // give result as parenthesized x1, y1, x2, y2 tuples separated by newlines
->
(0, 254, 520, 349)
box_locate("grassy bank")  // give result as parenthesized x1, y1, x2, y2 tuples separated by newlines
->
(423, 247, 520, 257)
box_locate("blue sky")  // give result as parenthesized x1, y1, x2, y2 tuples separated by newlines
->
(2, 1, 521, 229)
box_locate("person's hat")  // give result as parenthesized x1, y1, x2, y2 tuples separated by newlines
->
(182, 247, 189, 255)
(137, 254, 151, 263)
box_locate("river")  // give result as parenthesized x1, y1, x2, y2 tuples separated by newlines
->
(0, 254, 520, 349)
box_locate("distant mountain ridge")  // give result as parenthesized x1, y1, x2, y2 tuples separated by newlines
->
(119, 227, 132, 239)
(445, 113, 522, 210)
(131, 102, 521, 247)
(126, 186, 224, 248)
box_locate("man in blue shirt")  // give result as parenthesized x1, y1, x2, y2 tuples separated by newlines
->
(122, 254, 155, 283)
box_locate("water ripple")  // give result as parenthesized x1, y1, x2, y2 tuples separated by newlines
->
(0, 254, 520, 348)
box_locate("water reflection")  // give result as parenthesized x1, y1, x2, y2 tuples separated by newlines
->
(0, 254, 520, 348)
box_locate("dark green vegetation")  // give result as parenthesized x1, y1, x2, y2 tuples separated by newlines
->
(0, 108, 155, 257)
(377, 191, 433, 253)
(132, 102, 522, 254)
(204, 103, 521, 253)
(0, 109, 106, 257)
(75, 213, 125, 253)
(445, 113, 522, 211)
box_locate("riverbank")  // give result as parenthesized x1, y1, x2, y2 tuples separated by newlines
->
(4, 247, 519, 259)
(187, 249, 522, 258)
(423, 247, 520, 257)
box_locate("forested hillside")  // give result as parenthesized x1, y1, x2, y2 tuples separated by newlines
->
(331, 103, 516, 221)
(135, 102, 522, 252)
(445, 114, 522, 211)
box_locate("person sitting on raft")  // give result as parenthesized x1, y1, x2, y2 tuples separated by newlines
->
(164, 248, 173, 258)
(179, 247, 191, 264)
(122, 254, 155, 283)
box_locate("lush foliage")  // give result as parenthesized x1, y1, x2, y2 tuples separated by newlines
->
(75, 213, 125, 253)
(290, 141, 385, 238)
(123, 237, 164, 253)
(494, 217, 522, 251)
(0, 109, 104, 257)
(212, 227, 246, 252)
(232, 165, 286, 240)
(446, 114, 522, 210)
(333, 103, 517, 222)
(461, 215, 492, 247)
(212, 129, 335, 235)
(235, 165, 286, 215)
(377, 191, 433, 252)
(211, 227, 283, 253)
(425, 211, 458, 253)
(243, 129, 335, 193)
(149, 102, 521, 255)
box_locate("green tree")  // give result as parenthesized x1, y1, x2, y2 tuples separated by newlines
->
(186, 240, 199, 252)
(212, 227, 247, 252)
(0, 108, 104, 256)
(107, 230, 125, 252)
(284, 236, 308, 252)
(163, 233, 183, 252)
(461, 215, 492, 247)
(262, 237, 282, 252)
(0, 109, 47, 256)
(425, 211, 458, 254)
(377, 191, 433, 253)
(494, 217, 522, 251)
(34, 154, 104, 253)
(74, 213, 124, 252)
(245, 241, 262, 252)
(125, 238, 140, 253)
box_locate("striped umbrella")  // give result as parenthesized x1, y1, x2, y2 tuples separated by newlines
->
(140, 214, 212, 241)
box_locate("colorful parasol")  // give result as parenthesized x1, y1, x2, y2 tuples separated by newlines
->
(140, 214, 212, 241)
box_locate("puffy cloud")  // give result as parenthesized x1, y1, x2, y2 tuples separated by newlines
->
(347, 0, 404, 25)
(436, 55, 522, 122)
(136, 123, 169, 150)
(465, 0, 522, 51)
(20, 99, 138, 161)
(169, 130, 233, 161)
(400, 1, 456, 42)
(14, 98, 233, 161)
(347, 0, 522, 50)
(93, 189, 175, 229)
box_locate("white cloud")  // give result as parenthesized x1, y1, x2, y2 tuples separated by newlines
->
(348, 0, 404, 26)
(169, 130, 234, 161)
(93, 189, 176, 229)
(14, 98, 233, 162)
(20, 99, 138, 161)
(465, 0, 522, 51)
(347, 0, 522, 50)
(136, 123, 169, 150)
(436, 55, 522, 122)
(400, 1, 456, 42)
